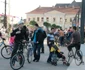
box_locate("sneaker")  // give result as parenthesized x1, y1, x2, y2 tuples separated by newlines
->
(33, 59, 36, 62)
(36, 60, 39, 62)
(47, 61, 51, 63)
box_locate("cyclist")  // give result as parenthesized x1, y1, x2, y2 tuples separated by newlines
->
(10, 23, 29, 59)
(67, 26, 82, 62)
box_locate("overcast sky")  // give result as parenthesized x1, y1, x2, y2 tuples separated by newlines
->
(0, 0, 82, 18)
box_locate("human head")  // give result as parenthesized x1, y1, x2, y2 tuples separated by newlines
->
(34, 23, 39, 30)
(72, 26, 77, 32)
(51, 27, 56, 33)
(18, 22, 24, 29)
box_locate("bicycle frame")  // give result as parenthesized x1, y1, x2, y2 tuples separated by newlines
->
(0, 41, 5, 47)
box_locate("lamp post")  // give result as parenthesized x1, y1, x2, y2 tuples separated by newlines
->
(4, 0, 7, 28)
(81, 0, 85, 44)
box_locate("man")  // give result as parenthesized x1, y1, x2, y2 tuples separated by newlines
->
(32, 23, 45, 62)
(67, 26, 82, 62)
(11, 23, 28, 58)
(47, 27, 56, 63)
(41, 29, 46, 53)
(59, 29, 64, 46)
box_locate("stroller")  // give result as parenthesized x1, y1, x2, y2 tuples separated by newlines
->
(50, 43, 70, 66)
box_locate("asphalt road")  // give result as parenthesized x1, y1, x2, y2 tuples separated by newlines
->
(0, 41, 70, 70)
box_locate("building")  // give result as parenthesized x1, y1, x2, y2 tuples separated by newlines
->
(26, 0, 81, 29)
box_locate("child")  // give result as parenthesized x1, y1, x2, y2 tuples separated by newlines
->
(9, 36, 15, 46)
(49, 43, 68, 65)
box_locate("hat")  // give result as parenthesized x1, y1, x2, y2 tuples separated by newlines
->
(18, 20, 24, 25)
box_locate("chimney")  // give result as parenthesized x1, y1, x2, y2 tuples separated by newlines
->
(65, 5, 68, 8)
(39, 5, 41, 8)
(72, 5, 74, 8)
(52, 6, 55, 8)
(59, 6, 61, 8)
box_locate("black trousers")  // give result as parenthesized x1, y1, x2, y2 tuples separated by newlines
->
(67, 42, 82, 59)
(68, 43, 80, 51)
(41, 43, 44, 53)
(11, 42, 23, 58)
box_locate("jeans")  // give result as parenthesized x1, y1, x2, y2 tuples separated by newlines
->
(59, 36, 64, 46)
(33, 43, 41, 61)
(41, 43, 44, 53)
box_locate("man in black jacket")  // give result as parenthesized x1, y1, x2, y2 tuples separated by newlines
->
(11, 23, 29, 58)
(32, 23, 45, 62)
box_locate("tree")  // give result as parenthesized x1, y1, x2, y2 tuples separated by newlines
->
(43, 22, 51, 33)
(51, 24, 57, 28)
(51, 24, 62, 29)
(29, 20, 37, 25)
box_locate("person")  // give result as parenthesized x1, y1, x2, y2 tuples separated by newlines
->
(32, 23, 46, 62)
(47, 27, 56, 63)
(59, 29, 65, 46)
(41, 29, 46, 53)
(11, 23, 29, 59)
(0, 31, 2, 37)
(67, 26, 83, 63)
(50, 43, 68, 64)
(67, 27, 73, 41)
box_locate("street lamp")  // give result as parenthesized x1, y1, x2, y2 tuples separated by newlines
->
(4, 0, 7, 28)
(81, 0, 85, 44)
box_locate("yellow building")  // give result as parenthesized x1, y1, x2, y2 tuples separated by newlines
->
(26, 0, 80, 29)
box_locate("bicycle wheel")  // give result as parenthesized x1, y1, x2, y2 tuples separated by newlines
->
(75, 50, 83, 66)
(68, 50, 74, 63)
(10, 53, 25, 70)
(1, 45, 11, 59)
(27, 48, 33, 63)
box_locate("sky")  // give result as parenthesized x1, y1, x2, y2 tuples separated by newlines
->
(0, 0, 82, 19)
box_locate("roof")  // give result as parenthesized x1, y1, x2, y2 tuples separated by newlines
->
(55, 3, 70, 7)
(26, 7, 80, 15)
(26, 7, 54, 14)
(55, 0, 81, 8)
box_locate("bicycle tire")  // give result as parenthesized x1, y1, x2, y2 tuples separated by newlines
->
(1, 45, 11, 59)
(27, 48, 32, 63)
(10, 53, 25, 70)
(68, 50, 74, 63)
(75, 50, 83, 66)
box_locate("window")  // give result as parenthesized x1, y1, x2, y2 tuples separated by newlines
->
(28, 18, 30, 21)
(37, 17, 39, 21)
(70, 18, 72, 22)
(46, 17, 49, 22)
(33, 18, 35, 21)
(65, 19, 67, 22)
(60, 18, 62, 22)
(53, 18, 56, 22)
(41, 17, 44, 22)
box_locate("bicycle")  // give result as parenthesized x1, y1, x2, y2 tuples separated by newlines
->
(0, 37, 12, 59)
(26, 40, 34, 63)
(67, 47, 84, 66)
(10, 41, 25, 70)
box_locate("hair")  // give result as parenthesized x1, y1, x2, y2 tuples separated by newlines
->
(73, 26, 77, 30)
(34, 23, 39, 27)
(51, 27, 55, 30)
